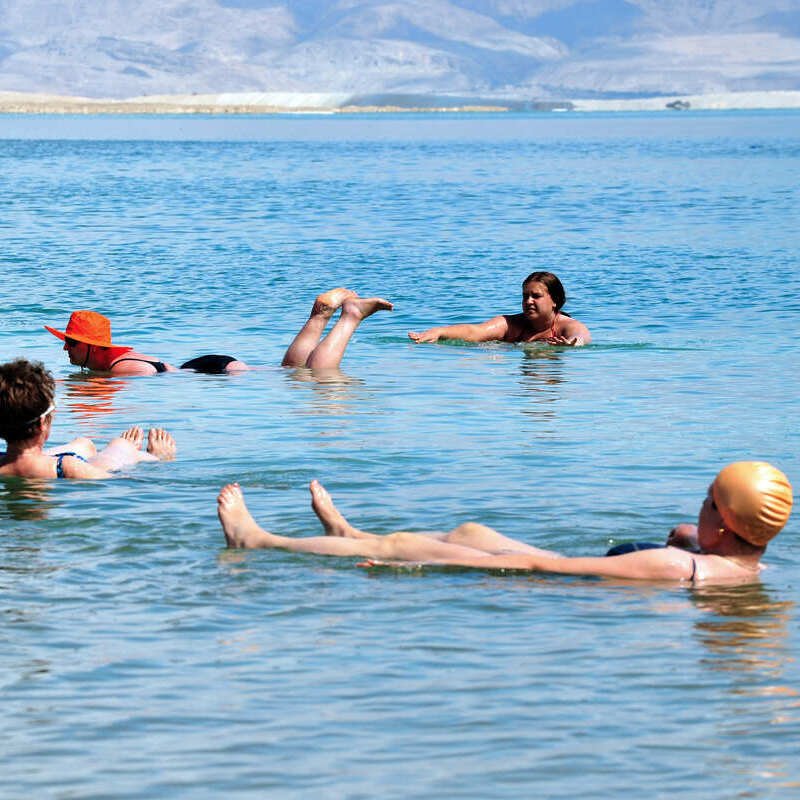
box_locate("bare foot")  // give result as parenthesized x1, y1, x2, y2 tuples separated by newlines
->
(120, 426, 144, 450)
(311, 288, 358, 319)
(309, 479, 373, 538)
(340, 297, 394, 321)
(146, 428, 176, 461)
(218, 483, 273, 548)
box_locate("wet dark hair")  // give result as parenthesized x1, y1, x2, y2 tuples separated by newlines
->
(522, 271, 566, 312)
(0, 359, 55, 443)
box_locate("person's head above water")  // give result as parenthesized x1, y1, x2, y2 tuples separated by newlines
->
(44, 310, 131, 350)
(0, 359, 56, 444)
(522, 271, 566, 313)
(44, 310, 133, 370)
(709, 461, 793, 548)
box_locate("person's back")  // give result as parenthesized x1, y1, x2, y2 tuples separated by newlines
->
(0, 358, 177, 480)
(45, 310, 246, 375)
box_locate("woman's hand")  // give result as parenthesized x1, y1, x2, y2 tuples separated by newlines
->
(545, 334, 584, 346)
(408, 329, 441, 343)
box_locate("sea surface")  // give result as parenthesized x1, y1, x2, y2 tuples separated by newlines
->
(1, 111, 799, 798)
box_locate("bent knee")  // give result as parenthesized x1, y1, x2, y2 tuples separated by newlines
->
(73, 437, 97, 457)
(449, 522, 494, 540)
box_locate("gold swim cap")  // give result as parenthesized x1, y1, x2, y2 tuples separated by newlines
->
(712, 462, 793, 546)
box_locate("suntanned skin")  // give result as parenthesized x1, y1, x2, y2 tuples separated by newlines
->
(0, 414, 176, 480)
(408, 280, 591, 347)
(63, 338, 180, 376)
(62, 338, 248, 376)
(217, 482, 767, 585)
(282, 288, 394, 369)
(57, 290, 389, 375)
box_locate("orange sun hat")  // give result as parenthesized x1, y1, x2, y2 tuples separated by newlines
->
(713, 461, 793, 547)
(44, 310, 132, 351)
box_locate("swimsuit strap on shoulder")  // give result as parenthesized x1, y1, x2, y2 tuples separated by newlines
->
(111, 357, 168, 374)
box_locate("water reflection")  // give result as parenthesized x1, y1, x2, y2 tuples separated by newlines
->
(0, 479, 54, 521)
(60, 373, 127, 419)
(692, 583, 795, 685)
(690, 583, 798, 789)
(517, 346, 565, 420)
(285, 366, 368, 416)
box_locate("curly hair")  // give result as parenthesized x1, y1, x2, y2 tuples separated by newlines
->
(0, 359, 56, 443)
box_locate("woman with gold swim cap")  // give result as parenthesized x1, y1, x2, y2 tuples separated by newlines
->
(217, 462, 792, 584)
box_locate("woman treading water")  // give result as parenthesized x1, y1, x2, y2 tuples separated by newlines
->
(218, 462, 792, 584)
(408, 271, 590, 347)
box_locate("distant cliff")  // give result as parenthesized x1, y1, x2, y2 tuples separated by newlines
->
(0, 0, 798, 99)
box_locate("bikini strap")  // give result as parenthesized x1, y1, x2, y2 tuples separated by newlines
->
(54, 451, 88, 478)
(55, 452, 70, 478)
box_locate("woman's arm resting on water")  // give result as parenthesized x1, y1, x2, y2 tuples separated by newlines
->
(408, 315, 510, 344)
(363, 546, 695, 581)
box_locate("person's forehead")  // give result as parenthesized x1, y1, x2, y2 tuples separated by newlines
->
(523, 281, 548, 293)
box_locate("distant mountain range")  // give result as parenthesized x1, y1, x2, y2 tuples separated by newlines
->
(1, 0, 799, 100)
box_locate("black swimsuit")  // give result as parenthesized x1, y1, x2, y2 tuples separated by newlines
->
(111, 357, 169, 374)
(111, 354, 239, 374)
(179, 354, 237, 374)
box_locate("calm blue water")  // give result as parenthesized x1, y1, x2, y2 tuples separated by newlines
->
(1, 111, 799, 798)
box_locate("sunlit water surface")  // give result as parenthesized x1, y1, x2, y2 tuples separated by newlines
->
(1, 111, 799, 797)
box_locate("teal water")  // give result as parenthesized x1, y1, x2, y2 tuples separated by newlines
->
(1, 111, 799, 798)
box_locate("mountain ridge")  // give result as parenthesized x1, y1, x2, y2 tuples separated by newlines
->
(1, 1, 799, 99)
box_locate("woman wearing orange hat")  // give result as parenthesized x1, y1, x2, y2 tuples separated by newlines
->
(46, 310, 175, 376)
(45, 310, 247, 376)
(47, 289, 392, 375)
(217, 462, 792, 584)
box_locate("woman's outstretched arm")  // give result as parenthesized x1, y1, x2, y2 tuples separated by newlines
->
(365, 544, 697, 582)
(408, 315, 510, 344)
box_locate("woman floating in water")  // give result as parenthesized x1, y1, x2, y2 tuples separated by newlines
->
(45, 288, 392, 375)
(44, 310, 247, 376)
(408, 271, 591, 347)
(218, 462, 791, 584)
(0, 359, 176, 479)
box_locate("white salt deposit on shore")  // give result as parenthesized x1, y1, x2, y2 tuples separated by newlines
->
(1, 89, 799, 114)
